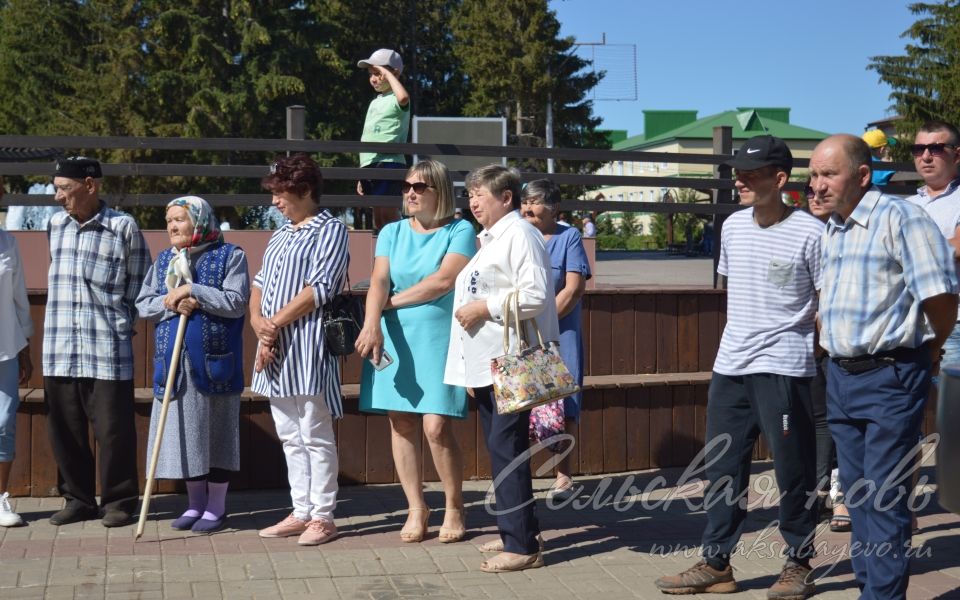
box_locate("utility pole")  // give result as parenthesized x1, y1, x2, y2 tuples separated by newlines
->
(547, 33, 605, 174)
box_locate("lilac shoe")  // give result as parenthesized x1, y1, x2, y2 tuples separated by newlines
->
(171, 514, 201, 531)
(191, 514, 226, 533)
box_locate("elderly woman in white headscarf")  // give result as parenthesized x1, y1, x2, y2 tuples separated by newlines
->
(136, 196, 250, 534)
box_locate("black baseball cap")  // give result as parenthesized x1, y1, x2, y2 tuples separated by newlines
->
(724, 135, 793, 175)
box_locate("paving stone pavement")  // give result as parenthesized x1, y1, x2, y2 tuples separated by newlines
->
(1, 464, 958, 599)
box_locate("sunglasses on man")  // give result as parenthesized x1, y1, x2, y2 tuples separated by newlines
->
(400, 181, 434, 194)
(910, 143, 958, 157)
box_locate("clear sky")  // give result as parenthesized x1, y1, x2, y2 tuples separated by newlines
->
(550, 0, 918, 137)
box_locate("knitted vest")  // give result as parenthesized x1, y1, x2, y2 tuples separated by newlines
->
(152, 243, 244, 397)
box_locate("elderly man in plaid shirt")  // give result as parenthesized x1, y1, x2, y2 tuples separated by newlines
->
(43, 157, 151, 527)
(811, 135, 958, 600)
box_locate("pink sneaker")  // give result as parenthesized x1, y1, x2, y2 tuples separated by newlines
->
(297, 519, 338, 546)
(258, 513, 309, 538)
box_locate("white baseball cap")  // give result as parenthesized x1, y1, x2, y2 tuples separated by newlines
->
(358, 49, 403, 74)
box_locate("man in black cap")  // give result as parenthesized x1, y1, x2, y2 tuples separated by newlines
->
(44, 157, 151, 526)
(655, 136, 823, 598)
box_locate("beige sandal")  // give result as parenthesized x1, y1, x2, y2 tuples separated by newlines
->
(438, 508, 466, 543)
(480, 551, 544, 573)
(400, 507, 429, 543)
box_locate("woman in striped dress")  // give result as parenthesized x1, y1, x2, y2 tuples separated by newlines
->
(251, 154, 349, 546)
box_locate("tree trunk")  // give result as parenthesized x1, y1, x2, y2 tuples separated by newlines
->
(516, 100, 523, 137)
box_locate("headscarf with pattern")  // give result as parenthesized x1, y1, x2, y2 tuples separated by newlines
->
(165, 195, 223, 290)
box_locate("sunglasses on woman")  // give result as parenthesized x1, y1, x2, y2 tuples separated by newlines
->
(910, 143, 958, 157)
(401, 181, 434, 194)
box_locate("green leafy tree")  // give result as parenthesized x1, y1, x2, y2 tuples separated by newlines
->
(650, 189, 702, 249)
(618, 211, 639, 237)
(869, 1, 960, 154)
(0, 0, 91, 136)
(595, 213, 616, 235)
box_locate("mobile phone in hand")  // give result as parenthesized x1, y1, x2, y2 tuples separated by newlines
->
(369, 349, 393, 371)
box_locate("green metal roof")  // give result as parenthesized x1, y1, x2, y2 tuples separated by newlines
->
(602, 129, 629, 146)
(612, 108, 829, 151)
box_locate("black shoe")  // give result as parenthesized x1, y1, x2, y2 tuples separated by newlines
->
(101, 508, 134, 528)
(191, 514, 226, 534)
(49, 504, 98, 526)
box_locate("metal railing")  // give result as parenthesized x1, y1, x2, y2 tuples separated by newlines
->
(0, 132, 920, 214)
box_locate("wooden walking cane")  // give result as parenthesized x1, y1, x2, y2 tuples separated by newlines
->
(135, 313, 189, 540)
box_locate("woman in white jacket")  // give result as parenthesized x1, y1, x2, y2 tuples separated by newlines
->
(444, 164, 559, 573)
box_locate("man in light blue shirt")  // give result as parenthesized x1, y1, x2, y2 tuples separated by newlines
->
(906, 121, 960, 367)
(812, 134, 958, 600)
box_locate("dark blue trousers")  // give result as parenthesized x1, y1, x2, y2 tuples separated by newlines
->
(701, 373, 817, 566)
(826, 349, 930, 600)
(475, 385, 540, 554)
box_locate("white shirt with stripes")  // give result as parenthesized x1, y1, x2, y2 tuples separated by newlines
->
(251, 212, 349, 417)
(714, 207, 824, 377)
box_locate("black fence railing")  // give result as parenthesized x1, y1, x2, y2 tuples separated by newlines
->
(0, 134, 921, 214)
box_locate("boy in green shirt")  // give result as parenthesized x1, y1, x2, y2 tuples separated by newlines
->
(356, 48, 410, 230)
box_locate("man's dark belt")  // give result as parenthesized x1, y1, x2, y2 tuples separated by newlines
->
(832, 346, 923, 374)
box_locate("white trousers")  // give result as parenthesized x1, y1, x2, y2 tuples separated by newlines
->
(269, 394, 339, 521)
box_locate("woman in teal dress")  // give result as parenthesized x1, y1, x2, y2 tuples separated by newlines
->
(356, 159, 476, 543)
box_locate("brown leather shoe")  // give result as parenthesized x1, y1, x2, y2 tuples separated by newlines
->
(654, 560, 737, 594)
(767, 561, 814, 599)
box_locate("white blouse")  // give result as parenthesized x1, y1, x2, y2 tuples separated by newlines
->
(0, 231, 33, 361)
(443, 210, 560, 388)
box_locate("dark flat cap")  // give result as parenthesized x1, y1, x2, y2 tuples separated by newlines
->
(54, 156, 102, 179)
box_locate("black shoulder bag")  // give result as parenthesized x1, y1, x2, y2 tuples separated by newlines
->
(322, 272, 364, 356)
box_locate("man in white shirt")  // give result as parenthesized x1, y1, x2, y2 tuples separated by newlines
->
(906, 120, 960, 365)
(656, 136, 822, 599)
(582, 216, 596, 238)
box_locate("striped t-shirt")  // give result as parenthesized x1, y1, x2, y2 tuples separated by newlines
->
(251, 212, 349, 417)
(713, 208, 824, 377)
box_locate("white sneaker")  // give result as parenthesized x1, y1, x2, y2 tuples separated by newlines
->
(0, 492, 23, 527)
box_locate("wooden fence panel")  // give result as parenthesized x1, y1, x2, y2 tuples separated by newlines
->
(656, 295, 679, 373)
(27, 301, 45, 389)
(610, 296, 636, 375)
(602, 388, 627, 473)
(365, 414, 396, 484)
(625, 387, 651, 471)
(453, 407, 478, 481)
(634, 295, 657, 374)
(130, 321, 146, 389)
(476, 413, 492, 479)
(694, 384, 709, 450)
(244, 401, 288, 489)
(8, 392, 32, 496)
(29, 402, 59, 497)
(671, 385, 698, 466)
(697, 295, 720, 372)
(578, 389, 604, 475)
(588, 295, 612, 376)
(648, 386, 674, 468)
(678, 296, 699, 372)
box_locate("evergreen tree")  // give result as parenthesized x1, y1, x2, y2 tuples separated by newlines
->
(869, 1, 960, 152)
(618, 211, 639, 237)
(0, 0, 90, 136)
(0, 0, 609, 226)
(451, 0, 607, 173)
